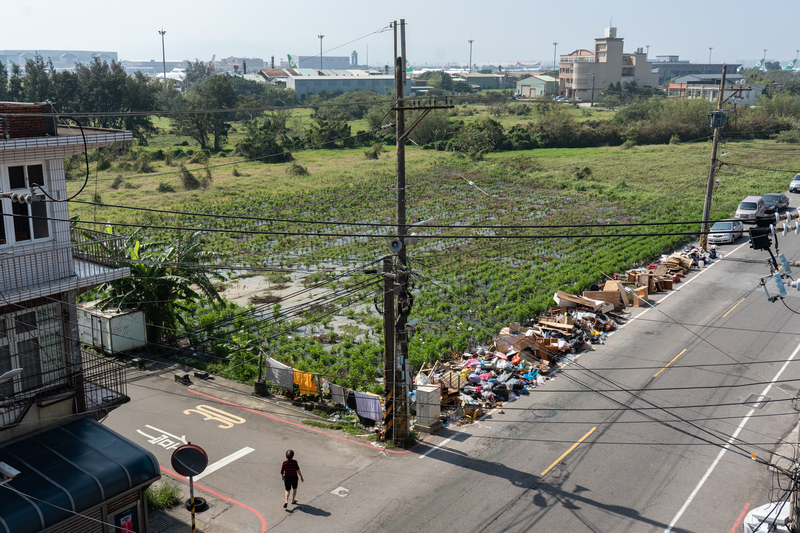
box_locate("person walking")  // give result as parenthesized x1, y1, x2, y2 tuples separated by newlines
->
(281, 449, 304, 508)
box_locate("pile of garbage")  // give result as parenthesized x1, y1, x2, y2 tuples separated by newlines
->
(412, 246, 722, 429)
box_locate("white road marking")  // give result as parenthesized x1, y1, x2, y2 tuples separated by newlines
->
(664, 341, 800, 532)
(419, 432, 462, 459)
(614, 240, 751, 332)
(331, 486, 349, 497)
(193, 447, 255, 481)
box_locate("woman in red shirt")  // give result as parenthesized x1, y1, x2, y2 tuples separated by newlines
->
(281, 449, 304, 508)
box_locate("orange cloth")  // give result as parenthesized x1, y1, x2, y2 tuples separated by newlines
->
(293, 370, 317, 395)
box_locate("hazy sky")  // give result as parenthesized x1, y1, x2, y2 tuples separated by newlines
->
(3, 0, 797, 68)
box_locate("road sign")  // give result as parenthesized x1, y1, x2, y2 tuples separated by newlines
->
(171, 444, 208, 477)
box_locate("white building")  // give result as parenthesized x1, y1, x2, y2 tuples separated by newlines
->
(0, 102, 160, 532)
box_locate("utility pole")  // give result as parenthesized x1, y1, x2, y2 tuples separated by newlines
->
(468, 40, 474, 73)
(381, 18, 453, 442)
(382, 256, 396, 436)
(708, 46, 713, 64)
(700, 64, 727, 250)
(590, 73, 596, 107)
(318, 34, 325, 71)
(158, 29, 167, 86)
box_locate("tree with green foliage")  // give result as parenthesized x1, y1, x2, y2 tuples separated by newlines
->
(99, 231, 225, 344)
(23, 54, 54, 103)
(183, 59, 215, 90)
(427, 72, 453, 92)
(8, 64, 24, 101)
(452, 80, 474, 94)
(172, 74, 236, 150)
(235, 113, 294, 163)
(0, 63, 7, 101)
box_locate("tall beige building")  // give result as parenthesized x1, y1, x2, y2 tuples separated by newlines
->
(559, 27, 658, 100)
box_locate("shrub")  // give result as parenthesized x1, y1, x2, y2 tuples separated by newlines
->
(286, 162, 309, 176)
(164, 150, 174, 166)
(97, 157, 112, 171)
(110, 176, 124, 189)
(92, 192, 102, 203)
(134, 153, 153, 173)
(774, 129, 800, 143)
(669, 134, 681, 145)
(180, 164, 202, 190)
(146, 481, 182, 511)
(157, 182, 176, 193)
(232, 164, 241, 176)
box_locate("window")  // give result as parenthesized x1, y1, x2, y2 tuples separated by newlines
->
(1, 163, 51, 246)
(0, 303, 64, 400)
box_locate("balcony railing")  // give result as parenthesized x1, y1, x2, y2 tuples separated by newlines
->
(0, 228, 129, 299)
(76, 350, 129, 413)
(71, 227, 128, 269)
(0, 351, 128, 428)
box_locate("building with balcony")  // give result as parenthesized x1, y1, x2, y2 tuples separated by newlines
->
(0, 102, 159, 533)
(558, 27, 658, 99)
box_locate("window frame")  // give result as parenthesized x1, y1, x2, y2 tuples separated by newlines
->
(0, 162, 52, 248)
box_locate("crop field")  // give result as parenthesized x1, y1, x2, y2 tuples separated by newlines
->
(69, 132, 800, 366)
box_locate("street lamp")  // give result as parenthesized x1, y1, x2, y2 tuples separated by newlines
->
(646, 44, 650, 58)
(318, 33, 325, 71)
(763, 48, 768, 70)
(553, 42, 558, 77)
(589, 73, 596, 107)
(708, 46, 713, 64)
(468, 39, 474, 73)
(158, 29, 167, 86)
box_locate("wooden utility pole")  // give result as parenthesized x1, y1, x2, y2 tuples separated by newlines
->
(382, 19, 453, 442)
(382, 256, 396, 435)
(700, 64, 727, 250)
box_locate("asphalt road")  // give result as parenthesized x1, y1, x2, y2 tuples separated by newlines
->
(105, 211, 800, 533)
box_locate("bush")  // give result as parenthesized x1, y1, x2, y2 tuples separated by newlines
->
(110, 176, 124, 189)
(179, 164, 206, 190)
(146, 481, 182, 511)
(157, 182, 176, 193)
(286, 162, 309, 176)
(774, 129, 800, 143)
(97, 157, 112, 171)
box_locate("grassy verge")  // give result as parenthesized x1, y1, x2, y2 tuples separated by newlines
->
(146, 481, 182, 511)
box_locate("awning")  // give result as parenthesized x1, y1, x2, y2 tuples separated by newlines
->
(0, 417, 160, 533)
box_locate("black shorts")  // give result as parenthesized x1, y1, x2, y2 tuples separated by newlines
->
(283, 475, 298, 491)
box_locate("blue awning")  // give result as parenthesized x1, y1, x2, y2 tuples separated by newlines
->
(0, 417, 159, 533)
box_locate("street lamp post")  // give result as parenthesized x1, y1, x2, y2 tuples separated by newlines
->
(646, 44, 650, 58)
(468, 39, 474, 73)
(709, 46, 713, 64)
(763, 48, 768, 70)
(318, 34, 325, 70)
(158, 29, 167, 86)
(553, 42, 558, 76)
(590, 73, 596, 107)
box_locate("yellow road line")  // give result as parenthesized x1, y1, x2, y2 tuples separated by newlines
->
(654, 349, 687, 378)
(540, 427, 596, 477)
(722, 297, 746, 318)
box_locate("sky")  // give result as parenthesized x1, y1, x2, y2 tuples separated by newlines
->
(3, 0, 799, 69)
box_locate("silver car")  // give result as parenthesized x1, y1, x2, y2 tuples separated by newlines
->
(708, 219, 744, 244)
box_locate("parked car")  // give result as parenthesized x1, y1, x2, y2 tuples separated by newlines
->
(708, 219, 744, 244)
(790, 173, 800, 193)
(555, 95, 566, 101)
(735, 195, 766, 221)
(763, 193, 789, 214)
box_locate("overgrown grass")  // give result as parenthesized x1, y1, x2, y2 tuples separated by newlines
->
(302, 418, 374, 438)
(146, 481, 182, 511)
(69, 134, 800, 368)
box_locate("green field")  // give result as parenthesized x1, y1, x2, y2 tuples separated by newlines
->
(70, 132, 800, 367)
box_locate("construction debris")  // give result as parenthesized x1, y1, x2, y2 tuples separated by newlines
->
(410, 245, 722, 428)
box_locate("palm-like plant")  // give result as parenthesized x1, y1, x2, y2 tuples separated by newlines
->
(99, 231, 225, 344)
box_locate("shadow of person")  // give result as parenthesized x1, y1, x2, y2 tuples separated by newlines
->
(291, 504, 331, 517)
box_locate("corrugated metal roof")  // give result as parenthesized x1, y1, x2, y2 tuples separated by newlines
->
(0, 417, 160, 533)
